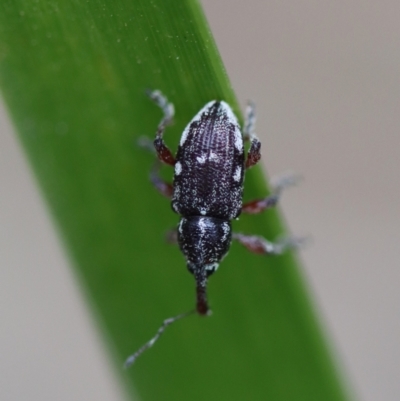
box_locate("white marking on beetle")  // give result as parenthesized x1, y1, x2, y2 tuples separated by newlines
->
(198, 217, 207, 234)
(180, 125, 190, 147)
(200, 209, 207, 215)
(218, 101, 243, 151)
(197, 154, 206, 164)
(180, 101, 217, 146)
(234, 127, 243, 151)
(220, 101, 238, 125)
(205, 262, 219, 272)
(221, 222, 230, 242)
(175, 161, 182, 175)
(172, 199, 182, 213)
(233, 165, 242, 182)
(209, 151, 219, 162)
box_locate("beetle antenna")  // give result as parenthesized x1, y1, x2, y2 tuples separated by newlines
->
(124, 310, 194, 368)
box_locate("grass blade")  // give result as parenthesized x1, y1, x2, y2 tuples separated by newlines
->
(0, 1, 350, 400)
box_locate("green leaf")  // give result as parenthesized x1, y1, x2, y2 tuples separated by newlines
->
(0, 1, 350, 400)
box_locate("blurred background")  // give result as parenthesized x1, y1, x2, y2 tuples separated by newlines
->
(1, 1, 399, 400)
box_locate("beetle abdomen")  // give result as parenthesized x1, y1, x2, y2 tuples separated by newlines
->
(172, 101, 245, 220)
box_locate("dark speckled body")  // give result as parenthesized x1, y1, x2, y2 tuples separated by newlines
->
(172, 101, 245, 220)
(170, 101, 245, 314)
(144, 94, 251, 315)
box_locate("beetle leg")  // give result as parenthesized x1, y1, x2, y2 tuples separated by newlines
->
(150, 161, 174, 198)
(242, 173, 300, 214)
(147, 89, 176, 166)
(137, 135, 156, 155)
(246, 138, 261, 169)
(232, 233, 305, 255)
(242, 100, 256, 141)
(242, 101, 261, 169)
(165, 228, 178, 245)
(241, 194, 279, 214)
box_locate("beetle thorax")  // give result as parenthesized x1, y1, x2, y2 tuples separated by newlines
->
(177, 216, 232, 277)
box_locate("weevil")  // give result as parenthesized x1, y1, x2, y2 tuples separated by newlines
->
(125, 90, 299, 367)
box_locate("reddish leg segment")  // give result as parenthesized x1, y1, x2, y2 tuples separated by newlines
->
(150, 161, 173, 198)
(233, 233, 304, 255)
(245, 140, 261, 169)
(242, 194, 279, 214)
(242, 173, 299, 214)
(147, 90, 176, 166)
(242, 101, 261, 169)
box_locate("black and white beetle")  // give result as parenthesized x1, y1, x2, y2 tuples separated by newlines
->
(125, 90, 299, 367)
